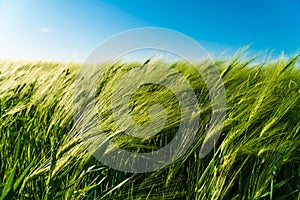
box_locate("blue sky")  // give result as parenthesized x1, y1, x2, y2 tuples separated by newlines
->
(0, 0, 299, 61)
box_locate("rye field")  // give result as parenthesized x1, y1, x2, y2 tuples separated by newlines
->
(0, 53, 300, 199)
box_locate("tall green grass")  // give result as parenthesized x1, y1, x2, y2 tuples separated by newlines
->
(0, 53, 299, 199)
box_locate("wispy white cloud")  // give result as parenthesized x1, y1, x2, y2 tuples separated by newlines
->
(39, 27, 53, 33)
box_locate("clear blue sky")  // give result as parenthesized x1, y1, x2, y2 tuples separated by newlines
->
(0, 0, 299, 61)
